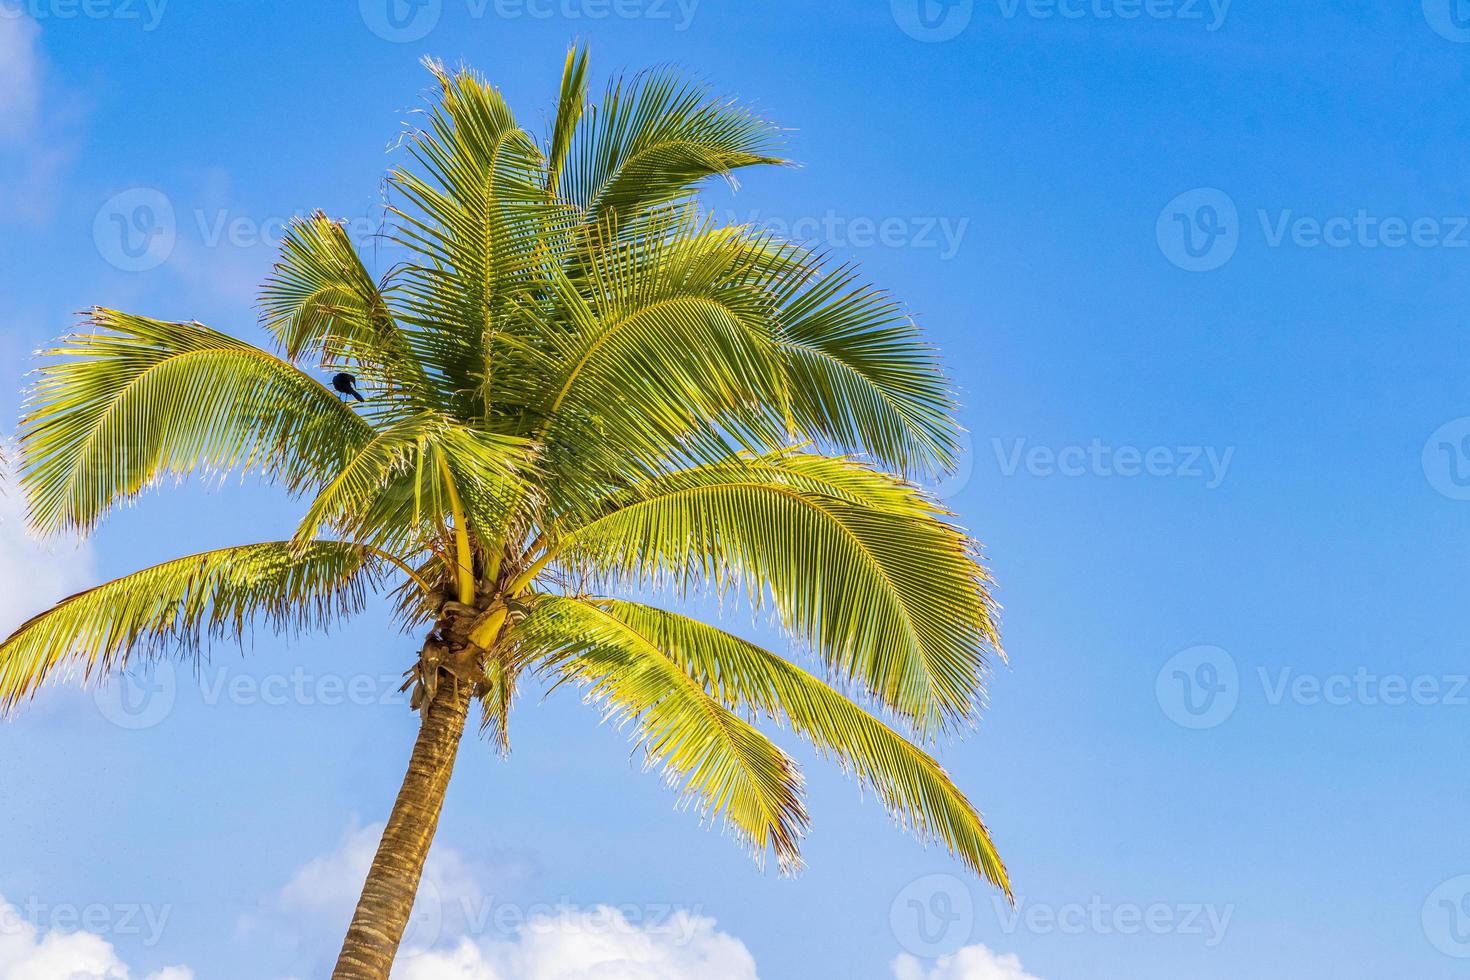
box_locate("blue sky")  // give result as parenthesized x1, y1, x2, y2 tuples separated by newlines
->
(1, 1, 1468, 977)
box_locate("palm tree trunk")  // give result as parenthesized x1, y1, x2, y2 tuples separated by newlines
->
(332, 673, 474, 979)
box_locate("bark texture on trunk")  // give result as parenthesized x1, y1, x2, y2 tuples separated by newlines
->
(332, 673, 474, 979)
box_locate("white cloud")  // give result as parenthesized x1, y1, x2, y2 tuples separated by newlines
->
(264, 823, 757, 980)
(272, 820, 488, 956)
(892, 944, 1046, 980)
(266, 825, 1040, 980)
(0, 895, 192, 980)
(0, 13, 41, 141)
(0, 459, 95, 639)
(393, 907, 759, 980)
(0, 12, 83, 220)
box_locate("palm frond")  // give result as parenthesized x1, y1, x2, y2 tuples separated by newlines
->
(292, 410, 532, 556)
(549, 451, 1000, 738)
(529, 211, 793, 501)
(387, 60, 566, 420)
(512, 593, 809, 872)
(20, 310, 372, 536)
(773, 261, 960, 477)
(560, 66, 785, 234)
(587, 599, 1009, 895)
(0, 541, 385, 711)
(546, 44, 590, 196)
(259, 212, 430, 396)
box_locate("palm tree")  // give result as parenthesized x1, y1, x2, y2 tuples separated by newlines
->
(0, 50, 1009, 978)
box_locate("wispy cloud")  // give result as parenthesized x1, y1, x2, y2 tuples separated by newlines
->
(0, 894, 192, 980)
(0, 454, 95, 640)
(256, 822, 758, 979)
(892, 944, 1047, 980)
(247, 823, 1042, 979)
(0, 13, 41, 140)
(0, 12, 85, 221)
(393, 908, 760, 980)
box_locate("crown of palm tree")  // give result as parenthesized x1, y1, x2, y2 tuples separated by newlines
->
(1, 50, 1008, 900)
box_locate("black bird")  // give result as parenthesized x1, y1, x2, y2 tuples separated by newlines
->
(332, 372, 365, 402)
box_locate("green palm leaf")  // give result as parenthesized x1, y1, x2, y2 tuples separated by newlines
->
(583, 599, 1009, 894)
(259, 212, 429, 397)
(512, 593, 809, 872)
(546, 45, 590, 197)
(559, 66, 786, 234)
(292, 410, 531, 556)
(0, 541, 385, 711)
(774, 262, 960, 477)
(549, 451, 999, 737)
(20, 309, 371, 535)
(387, 60, 566, 420)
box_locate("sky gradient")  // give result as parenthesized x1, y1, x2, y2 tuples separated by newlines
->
(1, 1, 1467, 978)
